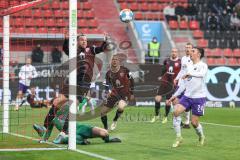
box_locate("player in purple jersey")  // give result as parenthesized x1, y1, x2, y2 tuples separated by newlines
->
(168, 47, 208, 147)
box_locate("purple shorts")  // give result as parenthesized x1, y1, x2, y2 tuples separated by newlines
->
(179, 95, 206, 116)
(18, 83, 29, 94)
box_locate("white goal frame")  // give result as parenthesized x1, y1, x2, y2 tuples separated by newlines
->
(2, 0, 77, 150)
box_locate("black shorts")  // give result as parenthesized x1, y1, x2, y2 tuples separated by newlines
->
(157, 80, 174, 99)
(105, 94, 128, 108)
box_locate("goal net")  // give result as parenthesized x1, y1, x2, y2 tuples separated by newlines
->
(0, 0, 108, 151)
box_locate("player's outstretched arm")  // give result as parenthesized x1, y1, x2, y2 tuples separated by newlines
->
(91, 33, 109, 54)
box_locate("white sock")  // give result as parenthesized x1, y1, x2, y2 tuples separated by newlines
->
(173, 116, 182, 137)
(195, 123, 204, 137)
(184, 111, 190, 125)
(15, 98, 22, 106)
(81, 103, 87, 113)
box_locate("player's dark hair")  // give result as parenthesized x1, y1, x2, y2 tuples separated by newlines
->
(195, 47, 204, 59)
(77, 33, 86, 40)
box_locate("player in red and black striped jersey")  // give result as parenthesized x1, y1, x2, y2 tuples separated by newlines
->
(101, 55, 134, 131)
(62, 33, 108, 100)
(151, 48, 181, 123)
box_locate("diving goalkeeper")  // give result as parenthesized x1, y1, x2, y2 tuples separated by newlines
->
(33, 95, 121, 145)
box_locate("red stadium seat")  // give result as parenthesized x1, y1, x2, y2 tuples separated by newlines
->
(23, 9, 32, 17)
(33, 9, 42, 18)
(83, 2, 92, 10)
(15, 27, 25, 33)
(215, 58, 226, 65)
(20, 1, 28, 5)
(77, 10, 84, 18)
(61, 1, 69, 10)
(25, 18, 34, 27)
(179, 20, 188, 29)
(134, 12, 143, 20)
(89, 19, 98, 28)
(15, 18, 24, 27)
(146, 13, 155, 20)
(54, 10, 63, 18)
(48, 27, 59, 34)
(56, 19, 67, 27)
(10, 1, 19, 7)
(150, 3, 160, 12)
(223, 48, 233, 57)
(84, 10, 95, 19)
(233, 49, 240, 57)
(140, 3, 149, 11)
(38, 27, 48, 33)
(0, 0, 8, 9)
(62, 10, 69, 18)
(46, 19, 55, 27)
(78, 19, 88, 28)
(169, 20, 178, 30)
(52, 1, 60, 9)
(35, 18, 45, 27)
(129, 3, 139, 11)
(189, 20, 199, 30)
(43, 10, 52, 18)
(119, 3, 128, 10)
(197, 39, 208, 48)
(228, 58, 237, 65)
(88, 28, 101, 34)
(28, 27, 37, 33)
(211, 48, 223, 57)
(205, 48, 212, 57)
(42, 3, 50, 10)
(193, 30, 203, 39)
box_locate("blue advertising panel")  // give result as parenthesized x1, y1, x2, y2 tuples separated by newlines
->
(134, 21, 163, 44)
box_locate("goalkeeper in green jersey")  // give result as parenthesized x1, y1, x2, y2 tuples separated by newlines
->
(33, 96, 121, 145)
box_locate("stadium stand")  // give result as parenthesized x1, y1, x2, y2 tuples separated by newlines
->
(0, 0, 101, 35)
(116, 0, 240, 66)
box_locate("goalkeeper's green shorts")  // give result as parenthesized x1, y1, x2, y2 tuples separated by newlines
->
(76, 123, 94, 139)
(53, 117, 94, 139)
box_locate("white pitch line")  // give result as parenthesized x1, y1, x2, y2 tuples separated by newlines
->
(74, 149, 115, 160)
(0, 148, 66, 152)
(201, 122, 240, 128)
(6, 132, 115, 160)
(86, 120, 240, 129)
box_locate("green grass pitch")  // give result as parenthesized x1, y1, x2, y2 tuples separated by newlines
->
(0, 106, 240, 160)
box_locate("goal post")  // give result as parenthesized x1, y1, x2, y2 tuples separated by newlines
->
(1, 0, 77, 150)
(68, 0, 77, 150)
(3, 15, 10, 134)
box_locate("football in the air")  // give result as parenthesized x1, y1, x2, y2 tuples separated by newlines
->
(119, 9, 134, 23)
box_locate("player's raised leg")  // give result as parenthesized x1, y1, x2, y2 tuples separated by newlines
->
(111, 99, 127, 131)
